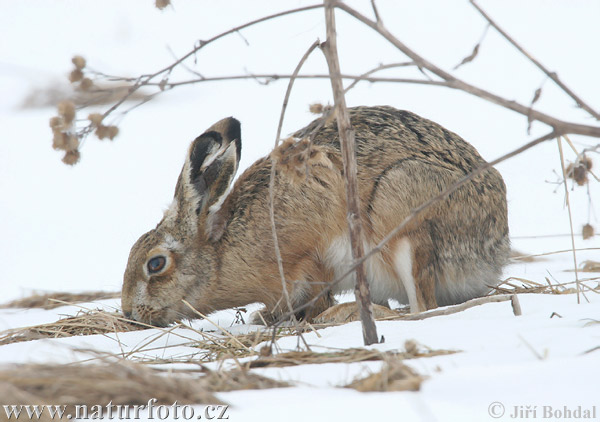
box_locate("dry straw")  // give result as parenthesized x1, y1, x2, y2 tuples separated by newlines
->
(0, 291, 120, 310)
(345, 357, 424, 392)
(0, 310, 143, 346)
(0, 360, 223, 414)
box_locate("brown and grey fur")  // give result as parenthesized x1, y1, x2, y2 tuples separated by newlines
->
(122, 106, 509, 326)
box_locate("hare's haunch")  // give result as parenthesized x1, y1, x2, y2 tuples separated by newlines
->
(122, 106, 509, 326)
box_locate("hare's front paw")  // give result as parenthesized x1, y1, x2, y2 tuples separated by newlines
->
(249, 307, 280, 325)
(313, 302, 399, 324)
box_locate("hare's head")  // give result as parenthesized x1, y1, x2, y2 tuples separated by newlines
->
(122, 117, 241, 326)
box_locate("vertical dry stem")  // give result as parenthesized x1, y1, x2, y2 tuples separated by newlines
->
(323, 0, 378, 345)
(557, 138, 586, 303)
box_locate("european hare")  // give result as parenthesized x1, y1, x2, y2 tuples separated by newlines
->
(122, 106, 509, 326)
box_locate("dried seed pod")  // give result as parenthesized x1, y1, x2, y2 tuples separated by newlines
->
(106, 125, 119, 140)
(309, 103, 324, 114)
(582, 224, 595, 240)
(88, 113, 104, 127)
(155, 0, 170, 10)
(80, 77, 93, 91)
(69, 69, 84, 83)
(52, 131, 67, 150)
(62, 150, 81, 166)
(64, 133, 80, 152)
(49, 116, 64, 130)
(57, 101, 76, 125)
(565, 157, 592, 186)
(71, 55, 86, 70)
(95, 125, 108, 140)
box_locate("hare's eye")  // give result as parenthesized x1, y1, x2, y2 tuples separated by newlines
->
(147, 256, 167, 274)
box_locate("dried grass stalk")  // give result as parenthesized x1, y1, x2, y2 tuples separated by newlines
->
(248, 346, 456, 368)
(0, 361, 222, 410)
(200, 368, 288, 392)
(0, 291, 120, 310)
(0, 310, 143, 346)
(345, 357, 424, 392)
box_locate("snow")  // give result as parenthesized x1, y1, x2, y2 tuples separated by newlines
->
(1, 1, 599, 421)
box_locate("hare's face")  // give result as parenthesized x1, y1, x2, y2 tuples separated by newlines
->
(122, 117, 241, 326)
(121, 228, 213, 326)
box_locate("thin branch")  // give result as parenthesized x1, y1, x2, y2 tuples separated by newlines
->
(275, 40, 321, 146)
(334, 2, 600, 138)
(88, 4, 325, 129)
(154, 73, 448, 88)
(269, 40, 321, 351)
(323, 0, 378, 346)
(343, 62, 415, 93)
(470, 0, 600, 121)
(380, 294, 520, 321)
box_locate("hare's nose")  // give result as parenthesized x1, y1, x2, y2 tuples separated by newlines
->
(123, 310, 132, 319)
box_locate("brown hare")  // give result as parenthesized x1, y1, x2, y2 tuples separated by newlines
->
(122, 106, 509, 326)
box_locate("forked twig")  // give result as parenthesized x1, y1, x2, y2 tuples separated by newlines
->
(470, 0, 600, 121)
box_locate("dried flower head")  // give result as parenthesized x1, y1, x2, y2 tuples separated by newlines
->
(62, 150, 81, 166)
(71, 55, 86, 70)
(64, 134, 80, 152)
(582, 224, 595, 240)
(52, 131, 67, 150)
(69, 69, 84, 83)
(79, 77, 93, 91)
(57, 101, 76, 125)
(95, 124, 119, 141)
(309, 103, 324, 114)
(88, 113, 104, 127)
(155, 0, 171, 10)
(566, 156, 593, 186)
(49, 116, 64, 130)
(106, 125, 119, 140)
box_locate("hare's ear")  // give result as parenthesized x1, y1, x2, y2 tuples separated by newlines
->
(175, 117, 241, 229)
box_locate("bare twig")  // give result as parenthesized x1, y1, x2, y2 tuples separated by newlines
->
(343, 62, 415, 93)
(470, 0, 600, 121)
(83, 4, 325, 133)
(323, 0, 378, 346)
(269, 40, 321, 350)
(378, 294, 519, 321)
(335, 2, 600, 138)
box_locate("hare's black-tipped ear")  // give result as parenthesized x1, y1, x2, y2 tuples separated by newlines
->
(176, 118, 241, 229)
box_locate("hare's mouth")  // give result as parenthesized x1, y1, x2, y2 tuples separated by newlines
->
(129, 304, 180, 327)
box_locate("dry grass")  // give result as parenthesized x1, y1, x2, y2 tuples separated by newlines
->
(0, 360, 222, 413)
(345, 357, 424, 392)
(0, 291, 120, 310)
(576, 260, 600, 273)
(200, 368, 289, 392)
(0, 310, 143, 346)
(248, 343, 456, 369)
(0, 360, 289, 419)
(490, 276, 591, 295)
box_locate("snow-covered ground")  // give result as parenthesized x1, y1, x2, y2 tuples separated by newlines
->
(1, 1, 599, 421)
